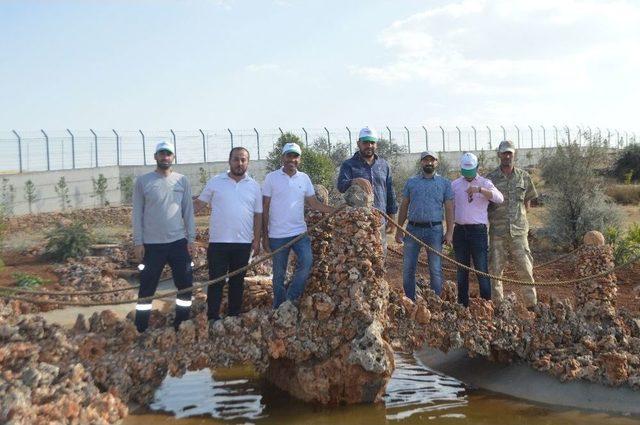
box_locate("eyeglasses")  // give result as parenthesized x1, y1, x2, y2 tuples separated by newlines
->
(468, 192, 473, 203)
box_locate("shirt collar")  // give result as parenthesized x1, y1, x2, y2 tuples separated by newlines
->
(222, 172, 250, 182)
(278, 166, 298, 177)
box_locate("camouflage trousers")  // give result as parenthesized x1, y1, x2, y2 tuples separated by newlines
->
(489, 233, 537, 307)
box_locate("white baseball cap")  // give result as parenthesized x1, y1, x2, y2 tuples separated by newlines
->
(358, 127, 379, 143)
(155, 141, 175, 154)
(282, 142, 302, 156)
(460, 152, 478, 177)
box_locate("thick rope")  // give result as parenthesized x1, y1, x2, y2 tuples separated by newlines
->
(1, 205, 346, 306)
(380, 210, 639, 287)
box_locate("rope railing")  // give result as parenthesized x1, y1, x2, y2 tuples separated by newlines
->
(380, 210, 639, 287)
(0, 204, 346, 306)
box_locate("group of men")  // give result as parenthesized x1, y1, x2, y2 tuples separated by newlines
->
(131, 128, 537, 332)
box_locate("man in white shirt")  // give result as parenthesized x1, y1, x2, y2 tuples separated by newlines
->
(195, 147, 262, 321)
(262, 142, 334, 308)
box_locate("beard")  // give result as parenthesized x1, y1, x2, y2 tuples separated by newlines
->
(422, 165, 435, 174)
(230, 166, 247, 177)
(157, 161, 171, 170)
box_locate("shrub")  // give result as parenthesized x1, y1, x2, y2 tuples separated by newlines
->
(605, 224, 640, 265)
(612, 143, 640, 183)
(13, 272, 48, 288)
(266, 132, 335, 188)
(92, 174, 109, 207)
(605, 184, 640, 205)
(311, 137, 351, 168)
(119, 175, 134, 205)
(45, 220, 93, 261)
(198, 167, 210, 190)
(539, 141, 622, 248)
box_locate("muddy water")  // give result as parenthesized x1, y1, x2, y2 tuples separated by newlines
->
(124, 353, 640, 425)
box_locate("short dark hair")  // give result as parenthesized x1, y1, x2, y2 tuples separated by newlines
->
(229, 147, 250, 160)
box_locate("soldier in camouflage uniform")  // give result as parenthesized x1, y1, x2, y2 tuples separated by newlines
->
(486, 140, 538, 308)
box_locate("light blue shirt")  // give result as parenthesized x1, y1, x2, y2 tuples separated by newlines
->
(402, 174, 453, 223)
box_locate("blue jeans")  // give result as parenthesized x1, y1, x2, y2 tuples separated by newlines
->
(402, 224, 443, 300)
(453, 224, 491, 307)
(269, 234, 313, 308)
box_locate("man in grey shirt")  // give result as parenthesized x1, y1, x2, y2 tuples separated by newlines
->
(132, 141, 196, 332)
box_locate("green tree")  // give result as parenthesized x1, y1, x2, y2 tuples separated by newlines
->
(54, 177, 71, 211)
(24, 180, 37, 213)
(311, 137, 350, 168)
(266, 132, 335, 188)
(612, 143, 640, 183)
(0, 178, 15, 216)
(119, 176, 134, 205)
(92, 174, 109, 207)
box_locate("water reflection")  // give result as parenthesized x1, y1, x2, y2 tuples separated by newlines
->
(125, 352, 640, 425)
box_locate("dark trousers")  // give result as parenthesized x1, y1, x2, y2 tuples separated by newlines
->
(453, 224, 491, 307)
(135, 238, 193, 332)
(207, 242, 252, 320)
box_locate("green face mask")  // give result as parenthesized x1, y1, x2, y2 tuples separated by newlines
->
(461, 168, 477, 178)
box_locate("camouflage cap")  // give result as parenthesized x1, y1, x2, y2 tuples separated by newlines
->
(498, 140, 516, 153)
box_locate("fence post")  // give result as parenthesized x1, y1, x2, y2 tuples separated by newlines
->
(455, 126, 462, 151)
(40, 129, 50, 171)
(553, 126, 558, 146)
(439, 126, 445, 152)
(139, 130, 147, 165)
(471, 126, 477, 151)
(541, 125, 546, 148)
(278, 127, 284, 136)
(564, 126, 571, 143)
(66, 129, 76, 169)
(422, 125, 428, 151)
(228, 128, 234, 149)
(90, 129, 98, 167)
(586, 126, 592, 142)
(576, 125, 583, 146)
(324, 127, 331, 151)
(346, 126, 352, 154)
(302, 128, 308, 147)
(404, 126, 411, 153)
(514, 125, 520, 148)
(386, 126, 391, 146)
(198, 129, 206, 163)
(254, 128, 260, 160)
(12, 130, 22, 173)
(528, 125, 533, 149)
(616, 130, 621, 148)
(500, 125, 506, 141)
(169, 129, 177, 164)
(486, 126, 492, 150)
(112, 129, 120, 165)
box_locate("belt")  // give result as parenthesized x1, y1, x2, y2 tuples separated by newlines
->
(408, 221, 442, 228)
(455, 223, 487, 228)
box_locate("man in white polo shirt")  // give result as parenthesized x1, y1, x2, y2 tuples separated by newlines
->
(195, 147, 262, 321)
(262, 142, 334, 308)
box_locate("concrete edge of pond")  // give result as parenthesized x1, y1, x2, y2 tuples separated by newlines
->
(416, 346, 640, 416)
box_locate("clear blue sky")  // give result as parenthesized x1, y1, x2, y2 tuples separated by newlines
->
(1, 0, 638, 133)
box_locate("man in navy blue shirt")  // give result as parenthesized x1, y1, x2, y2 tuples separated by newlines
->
(337, 127, 398, 254)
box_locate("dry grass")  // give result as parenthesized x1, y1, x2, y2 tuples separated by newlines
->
(606, 184, 640, 205)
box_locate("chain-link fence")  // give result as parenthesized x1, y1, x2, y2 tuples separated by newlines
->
(1, 126, 636, 173)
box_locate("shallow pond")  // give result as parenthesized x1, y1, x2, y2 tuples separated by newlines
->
(124, 353, 640, 425)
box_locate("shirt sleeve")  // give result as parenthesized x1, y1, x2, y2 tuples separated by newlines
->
(262, 173, 272, 197)
(181, 177, 196, 243)
(337, 162, 352, 193)
(386, 164, 398, 214)
(444, 179, 454, 201)
(484, 178, 504, 204)
(402, 179, 411, 198)
(304, 174, 315, 197)
(524, 172, 538, 202)
(197, 178, 215, 204)
(253, 183, 263, 213)
(132, 176, 145, 245)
